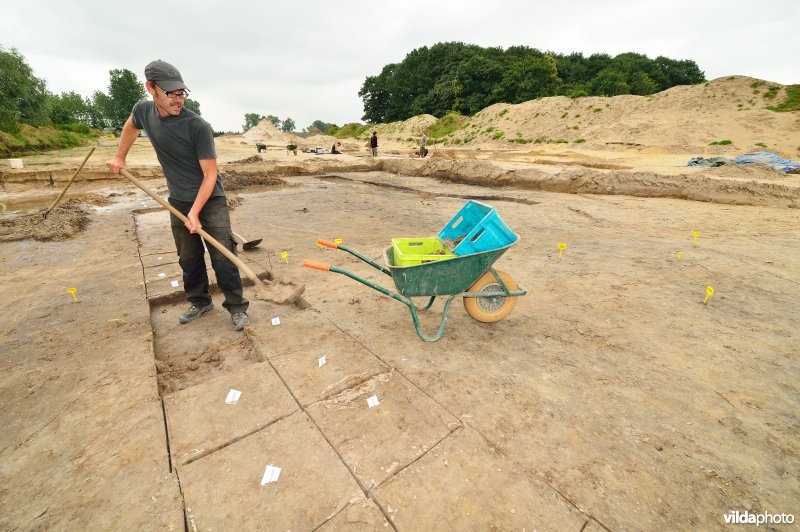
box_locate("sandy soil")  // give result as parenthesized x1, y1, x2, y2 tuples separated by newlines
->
(1, 90, 799, 529)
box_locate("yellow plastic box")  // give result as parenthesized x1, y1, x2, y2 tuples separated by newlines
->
(390, 237, 457, 267)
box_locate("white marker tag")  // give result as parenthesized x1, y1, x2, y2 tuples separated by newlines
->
(158, 272, 166, 278)
(261, 464, 281, 485)
(157, 256, 163, 261)
(170, 280, 180, 288)
(318, 356, 326, 367)
(225, 389, 241, 404)
(271, 317, 281, 326)
(367, 395, 380, 408)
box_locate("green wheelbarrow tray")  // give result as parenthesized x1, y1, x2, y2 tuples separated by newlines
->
(303, 239, 527, 342)
(383, 245, 510, 296)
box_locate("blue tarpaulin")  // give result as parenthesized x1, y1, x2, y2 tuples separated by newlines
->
(687, 151, 800, 173)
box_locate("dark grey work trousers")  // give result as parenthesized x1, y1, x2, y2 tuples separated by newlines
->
(168, 196, 249, 315)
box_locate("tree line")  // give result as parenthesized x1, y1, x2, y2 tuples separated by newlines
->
(358, 42, 706, 123)
(242, 113, 296, 133)
(0, 45, 201, 135)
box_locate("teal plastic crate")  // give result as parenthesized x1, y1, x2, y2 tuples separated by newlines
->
(438, 200, 518, 255)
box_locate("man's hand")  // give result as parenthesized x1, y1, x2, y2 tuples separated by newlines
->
(106, 156, 126, 174)
(186, 210, 202, 234)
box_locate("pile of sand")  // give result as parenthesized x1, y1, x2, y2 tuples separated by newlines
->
(241, 119, 305, 146)
(372, 115, 439, 144)
(0, 200, 90, 241)
(441, 76, 798, 156)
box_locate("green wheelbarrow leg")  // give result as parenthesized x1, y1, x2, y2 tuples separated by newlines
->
(407, 295, 458, 342)
(413, 296, 437, 311)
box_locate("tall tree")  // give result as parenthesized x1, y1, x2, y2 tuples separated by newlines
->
(280, 117, 295, 132)
(242, 113, 262, 131)
(47, 91, 92, 125)
(105, 68, 146, 128)
(184, 98, 201, 115)
(265, 115, 281, 128)
(0, 46, 49, 128)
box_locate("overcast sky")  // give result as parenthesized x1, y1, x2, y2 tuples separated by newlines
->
(2, 0, 798, 133)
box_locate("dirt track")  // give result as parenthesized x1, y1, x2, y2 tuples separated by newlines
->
(0, 140, 798, 529)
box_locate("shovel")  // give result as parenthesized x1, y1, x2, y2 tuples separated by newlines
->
(119, 168, 304, 306)
(233, 231, 262, 250)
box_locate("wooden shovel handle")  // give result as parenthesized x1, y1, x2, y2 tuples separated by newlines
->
(118, 168, 262, 285)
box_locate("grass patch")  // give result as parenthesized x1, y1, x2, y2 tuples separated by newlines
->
(593, 107, 602, 113)
(767, 85, 800, 112)
(428, 112, 467, 139)
(491, 131, 505, 140)
(763, 85, 780, 99)
(709, 139, 733, 146)
(553, 138, 568, 144)
(333, 122, 371, 139)
(755, 142, 767, 148)
(574, 138, 586, 144)
(498, 109, 508, 117)
(560, 112, 568, 119)
(0, 124, 96, 157)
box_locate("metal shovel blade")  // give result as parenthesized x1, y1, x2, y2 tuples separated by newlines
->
(233, 231, 262, 250)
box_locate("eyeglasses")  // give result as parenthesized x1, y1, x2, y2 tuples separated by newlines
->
(155, 84, 189, 99)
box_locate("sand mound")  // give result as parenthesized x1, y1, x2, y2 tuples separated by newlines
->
(0, 199, 90, 241)
(372, 114, 439, 144)
(241, 119, 305, 146)
(443, 76, 799, 155)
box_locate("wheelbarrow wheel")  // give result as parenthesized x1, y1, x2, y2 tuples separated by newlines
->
(463, 270, 518, 323)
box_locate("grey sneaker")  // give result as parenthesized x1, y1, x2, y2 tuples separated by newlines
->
(179, 303, 213, 324)
(232, 312, 250, 331)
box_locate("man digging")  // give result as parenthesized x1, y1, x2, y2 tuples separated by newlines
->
(106, 59, 250, 331)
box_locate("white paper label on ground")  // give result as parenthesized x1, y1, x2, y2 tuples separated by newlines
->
(318, 356, 326, 367)
(158, 272, 166, 278)
(367, 395, 380, 408)
(261, 464, 281, 485)
(170, 280, 179, 288)
(271, 317, 281, 326)
(225, 389, 241, 404)
(157, 256, 163, 261)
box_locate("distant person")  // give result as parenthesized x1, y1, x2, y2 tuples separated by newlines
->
(370, 131, 378, 156)
(419, 130, 428, 158)
(331, 141, 342, 154)
(106, 60, 249, 331)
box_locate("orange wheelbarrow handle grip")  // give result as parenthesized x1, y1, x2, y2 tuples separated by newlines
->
(303, 260, 330, 271)
(317, 239, 338, 249)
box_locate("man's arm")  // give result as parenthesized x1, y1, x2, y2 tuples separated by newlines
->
(106, 116, 141, 173)
(185, 158, 219, 234)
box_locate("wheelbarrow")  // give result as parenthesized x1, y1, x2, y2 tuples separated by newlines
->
(303, 239, 526, 342)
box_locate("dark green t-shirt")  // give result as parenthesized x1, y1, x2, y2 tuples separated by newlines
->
(131, 100, 225, 202)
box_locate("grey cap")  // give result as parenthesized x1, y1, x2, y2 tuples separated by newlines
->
(144, 60, 188, 92)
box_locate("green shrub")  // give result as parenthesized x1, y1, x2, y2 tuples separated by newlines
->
(763, 85, 780, 99)
(334, 122, 371, 139)
(428, 112, 467, 139)
(533, 136, 546, 144)
(709, 139, 733, 145)
(553, 138, 568, 144)
(593, 108, 602, 112)
(755, 142, 767, 148)
(491, 131, 504, 140)
(767, 85, 800, 112)
(498, 109, 508, 117)
(574, 138, 586, 144)
(560, 112, 568, 119)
